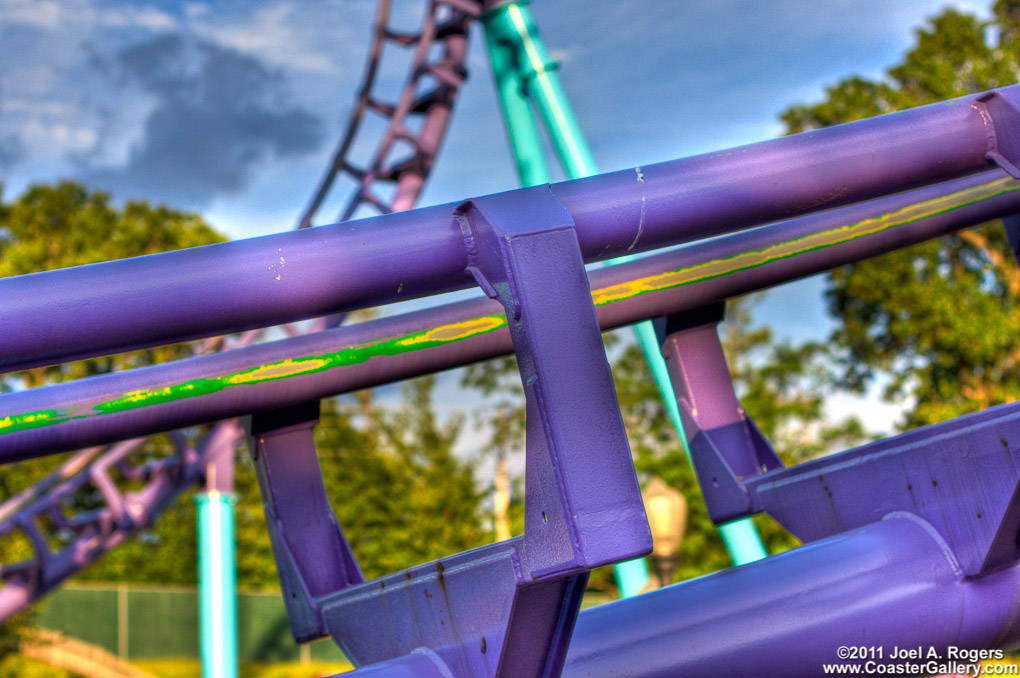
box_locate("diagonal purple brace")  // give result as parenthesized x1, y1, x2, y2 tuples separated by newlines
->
(654, 303, 783, 523)
(246, 402, 365, 641)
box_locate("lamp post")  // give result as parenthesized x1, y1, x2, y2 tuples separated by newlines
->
(642, 477, 687, 588)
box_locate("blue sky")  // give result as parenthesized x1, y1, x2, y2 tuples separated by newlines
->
(0, 0, 993, 230)
(0, 0, 997, 438)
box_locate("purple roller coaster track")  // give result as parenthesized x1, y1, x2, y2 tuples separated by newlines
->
(5, 4, 1020, 678)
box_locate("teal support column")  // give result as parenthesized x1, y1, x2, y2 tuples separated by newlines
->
(482, 14, 549, 187)
(481, 0, 769, 578)
(483, 2, 597, 179)
(195, 491, 239, 678)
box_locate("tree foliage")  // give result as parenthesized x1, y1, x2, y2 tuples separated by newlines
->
(0, 183, 483, 601)
(0, 181, 225, 389)
(233, 378, 485, 588)
(0, 181, 226, 651)
(780, 0, 1020, 428)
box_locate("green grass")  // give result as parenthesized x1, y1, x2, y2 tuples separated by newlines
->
(133, 658, 354, 678)
(0, 654, 80, 678)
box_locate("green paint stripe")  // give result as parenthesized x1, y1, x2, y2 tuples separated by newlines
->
(0, 315, 507, 434)
(2, 176, 1016, 436)
(592, 176, 1020, 306)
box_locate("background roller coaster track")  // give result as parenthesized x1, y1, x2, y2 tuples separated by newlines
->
(0, 0, 481, 622)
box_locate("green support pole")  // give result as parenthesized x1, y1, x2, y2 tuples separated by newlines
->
(483, 2, 598, 179)
(480, 1, 769, 584)
(483, 18, 550, 187)
(195, 491, 239, 678)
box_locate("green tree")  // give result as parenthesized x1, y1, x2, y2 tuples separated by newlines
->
(315, 377, 486, 581)
(0, 181, 226, 654)
(0, 181, 225, 388)
(0, 182, 487, 603)
(780, 0, 1020, 429)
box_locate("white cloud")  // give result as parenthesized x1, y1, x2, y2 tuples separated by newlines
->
(21, 118, 98, 155)
(0, 99, 72, 116)
(0, 0, 64, 29)
(0, 0, 177, 32)
(825, 389, 911, 438)
(183, 2, 210, 21)
(187, 1, 345, 73)
(94, 5, 177, 31)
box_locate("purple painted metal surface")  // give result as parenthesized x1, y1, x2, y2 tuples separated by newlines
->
(335, 398, 1020, 676)
(657, 306, 784, 521)
(658, 302, 1020, 576)
(0, 0, 480, 619)
(248, 402, 364, 641)
(0, 422, 242, 619)
(245, 188, 649, 676)
(341, 652, 452, 678)
(562, 517, 1020, 678)
(4, 86, 1020, 372)
(4, 169, 1020, 464)
(456, 188, 650, 575)
(3, 73, 1020, 676)
(746, 402, 1020, 576)
(0, 331, 264, 621)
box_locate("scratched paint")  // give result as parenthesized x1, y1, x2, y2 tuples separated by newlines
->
(1, 175, 1018, 436)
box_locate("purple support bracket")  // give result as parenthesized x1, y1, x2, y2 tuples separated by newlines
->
(246, 402, 365, 641)
(245, 187, 650, 677)
(455, 186, 651, 576)
(746, 403, 1020, 576)
(655, 303, 783, 523)
(656, 306, 1020, 577)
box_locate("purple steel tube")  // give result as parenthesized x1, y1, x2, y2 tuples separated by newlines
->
(2, 86, 1019, 372)
(338, 516, 1020, 677)
(343, 653, 451, 678)
(559, 517, 1020, 678)
(2, 169, 1019, 463)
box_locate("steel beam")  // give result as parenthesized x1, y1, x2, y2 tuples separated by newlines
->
(2, 169, 1019, 463)
(3, 87, 1020, 372)
(332, 402, 1020, 676)
(561, 517, 1020, 678)
(342, 517, 1020, 676)
(246, 188, 650, 678)
(2, 170, 1020, 463)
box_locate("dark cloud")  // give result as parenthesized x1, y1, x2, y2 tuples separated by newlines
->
(82, 33, 324, 206)
(0, 76, 22, 172)
(0, 135, 23, 171)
